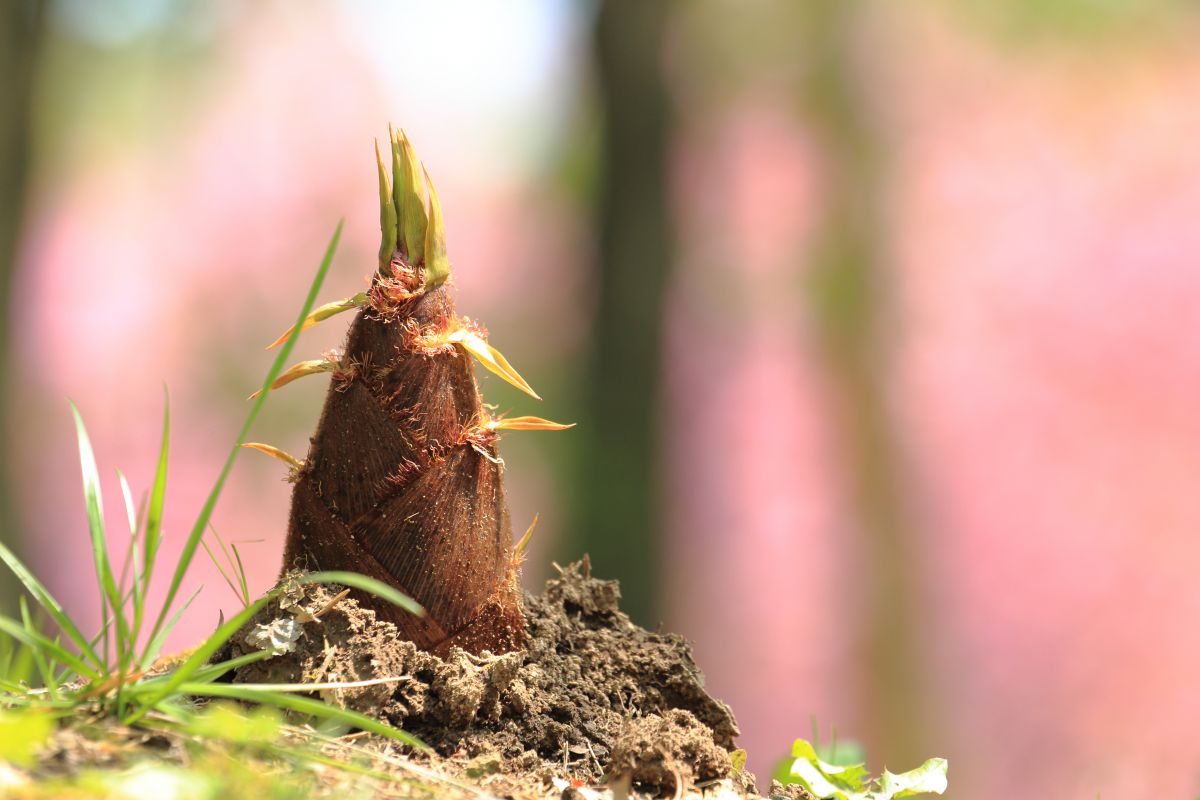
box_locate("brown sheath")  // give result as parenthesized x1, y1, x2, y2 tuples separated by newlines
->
(280, 135, 528, 656)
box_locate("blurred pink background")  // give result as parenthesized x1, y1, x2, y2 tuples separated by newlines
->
(4, 2, 1200, 797)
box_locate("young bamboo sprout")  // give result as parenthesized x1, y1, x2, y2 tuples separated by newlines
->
(276, 131, 571, 656)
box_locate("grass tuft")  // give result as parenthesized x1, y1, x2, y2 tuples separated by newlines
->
(0, 222, 432, 791)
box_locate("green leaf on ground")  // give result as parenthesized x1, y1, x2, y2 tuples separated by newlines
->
(783, 738, 948, 800)
(877, 758, 949, 798)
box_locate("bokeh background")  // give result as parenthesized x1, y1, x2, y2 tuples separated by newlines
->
(3, 1, 1200, 797)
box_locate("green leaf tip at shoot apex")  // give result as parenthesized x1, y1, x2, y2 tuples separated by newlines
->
(378, 127, 449, 290)
(375, 139, 397, 265)
(389, 125, 405, 264)
(423, 166, 450, 289)
(396, 130, 428, 269)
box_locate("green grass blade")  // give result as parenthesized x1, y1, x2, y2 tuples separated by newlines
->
(201, 526, 252, 609)
(138, 586, 202, 671)
(230, 543, 250, 607)
(140, 389, 170, 602)
(19, 598, 57, 699)
(0, 677, 31, 694)
(128, 544, 144, 631)
(98, 593, 109, 672)
(257, 742, 398, 785)
(0, 540, 101, 671)
(117, 470, 138, 535)
(178, 650, 272, 685)
(207, 677, 407, 693)
(143, 222, 342, 659)
(127, 594, 270, 723)
(211, 524, 235, 567)
(299, 571, 423, 616)
(0, 616, 100, 681)
(70, 403, 130, 669)
(0, 632, 14, 679)
(6, 647, 34, 687)
(129, 394, 168, 667)
(133, 649, 272, 688)
(115, 470, 143, 615)
(178, 682, 427, 749)
(200, 536, 241, 605)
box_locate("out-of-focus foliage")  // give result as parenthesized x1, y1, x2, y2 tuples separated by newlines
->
(782, 738, 948, 800)
(566, 0, 674, 624)
(189, 702, 282, 745)
(0, 708, 54, 767)
(957, 0, 1192, 42)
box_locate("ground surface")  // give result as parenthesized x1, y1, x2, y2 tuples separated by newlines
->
(226, 559, 785, 798)
(6, 562, 815, 799)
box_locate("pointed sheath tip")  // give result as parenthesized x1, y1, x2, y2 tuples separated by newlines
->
(376, 138, 398, 263)
(391, 129, 404, 244)
(398, 134, 428, 261)
(241, 442, 305, 471)
(249, 358, 338, 400)
(486, 416, 574, 432)
(423, 166, 450, 288)
(449, 328, 542, 400)
(264, 294, 368, 350)
(513, 514, 540, 562)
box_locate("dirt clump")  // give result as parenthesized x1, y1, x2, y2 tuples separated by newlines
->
(607, 710, 733, 795)
(226, 559, 747, 795)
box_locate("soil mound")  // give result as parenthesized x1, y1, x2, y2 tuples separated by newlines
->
(226, 560, 751, 795)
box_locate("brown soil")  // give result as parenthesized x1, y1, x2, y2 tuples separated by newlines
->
(224, 559, 763, 797)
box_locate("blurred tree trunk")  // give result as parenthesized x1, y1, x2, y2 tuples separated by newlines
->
(0, 0, 45, 614)
(568, 0, 674, 625)
(800, 0, 932, 768)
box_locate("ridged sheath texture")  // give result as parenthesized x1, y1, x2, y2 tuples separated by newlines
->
(279, 132, 528, 656)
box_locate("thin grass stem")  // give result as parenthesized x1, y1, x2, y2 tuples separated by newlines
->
(142, 223, 342, 662)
